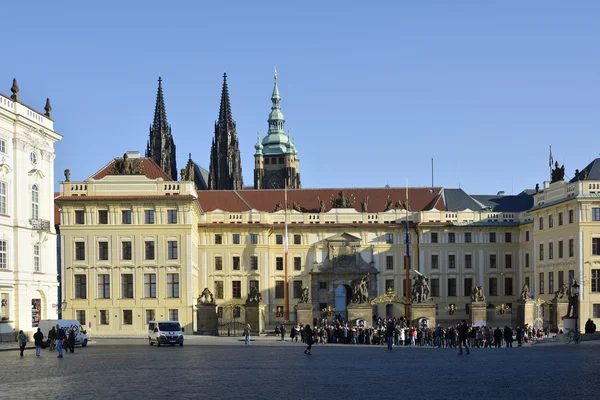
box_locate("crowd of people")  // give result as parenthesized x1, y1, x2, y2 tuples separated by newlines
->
(15, 325, 78, 358)
(276, 315, 549, 350)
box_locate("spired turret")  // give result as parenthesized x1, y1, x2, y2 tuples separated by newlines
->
(254, 69, 301, 190)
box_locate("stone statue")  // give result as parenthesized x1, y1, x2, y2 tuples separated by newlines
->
(384, 196, 393, 212)
(293, 201, 301, 212)
(44, 98, 52, 119)
(198, 287, 215, 304)
(410, 273, 431, 303)
(535, 183, 540, 194)
(564, 281, 578, 318)
(361, 197, 368, 213)
(108, 153, 145, 175)
(180, 168, 186, 181)
(246, 287, 262, 305)
(350, 274, 369, 304)
(551, 161, 566, 183)
(470, 286, 485, 302)
(553, 284, 568, 300)
(318, 198, 326, 213)
(331, 191, 355, 209)
(299, 286, 310, 304)
(274, 201, 283, 212)
(519, 284, 531, 301)
(64, 169, 71, 182)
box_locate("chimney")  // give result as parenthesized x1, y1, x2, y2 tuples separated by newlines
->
(543, 181, 550, 189)
(126, 151, 141, 159)
(497, 191, 505, 196)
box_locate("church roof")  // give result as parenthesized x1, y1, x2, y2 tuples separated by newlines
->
(197, 187, 444, 213)
(90, 157, 174, 181)
(569, 158, 600, 182)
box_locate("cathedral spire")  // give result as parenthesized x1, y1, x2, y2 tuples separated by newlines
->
(208, 73, 243, 190)
(153, 76, 168, 133)
(218, 73, 233, 125)
(146, 76, 177, 180)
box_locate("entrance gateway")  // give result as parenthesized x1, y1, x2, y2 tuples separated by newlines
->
(310, 233, 378, 323)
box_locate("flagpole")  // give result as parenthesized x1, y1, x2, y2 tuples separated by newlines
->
(404, 179, 411, 319)
(283, 183, 290, 323)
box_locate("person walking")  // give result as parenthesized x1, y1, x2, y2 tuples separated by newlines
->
(48, 326, 57, 352)
(243, 324, 251, 345)
(303, 324, 314, 355)
(457, 320, 470, 355)
(386, 319, 395, 351)
(17, 330, 28, 357)
(33, 328, 44, 357)
(494, 327, 503, 348)
(68, 329, 76, 353)
(280, 324, 286, 341)
(56, 326, 66, 358)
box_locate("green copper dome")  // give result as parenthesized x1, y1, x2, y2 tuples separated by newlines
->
(259, 70, 295, 156)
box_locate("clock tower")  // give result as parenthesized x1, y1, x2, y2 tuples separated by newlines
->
(254, 70, 300, 189)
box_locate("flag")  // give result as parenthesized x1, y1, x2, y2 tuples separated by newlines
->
(284, 183, 288, 255)
(549, 145, 553, 168)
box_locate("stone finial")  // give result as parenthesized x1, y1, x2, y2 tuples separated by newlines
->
(44, 98, 52, 119)
(10, 78, 19, 101)
(64, 169, 71, 182)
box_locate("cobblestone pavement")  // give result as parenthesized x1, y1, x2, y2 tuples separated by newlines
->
(0, 339, 597, 399)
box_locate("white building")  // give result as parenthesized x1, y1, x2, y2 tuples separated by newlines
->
(0, 79, 61, 340)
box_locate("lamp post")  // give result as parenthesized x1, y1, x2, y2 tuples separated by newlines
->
(571, 280, 580, 333)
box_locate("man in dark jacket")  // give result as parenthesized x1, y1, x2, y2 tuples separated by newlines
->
(458, 320, 470, 355)
(56, 326, 66, 358)
(68, 329, 76, 353)
(504, 326, 513, 348)
(33, 328, 44, 357)
(494, 327, 503, 348)
(48, 326, 57, 351)
(386, 319, 395, 351)
(585, 318, 596, 334)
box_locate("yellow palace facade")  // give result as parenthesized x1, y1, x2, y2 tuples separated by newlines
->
(56, 154, 600, 335)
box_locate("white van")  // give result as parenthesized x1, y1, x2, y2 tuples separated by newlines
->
(38, 319, 89, 347)
(148, 320, 184, 346)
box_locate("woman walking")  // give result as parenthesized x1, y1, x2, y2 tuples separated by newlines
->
(304, 324, 314, 355)
(17, 330, 27, 357)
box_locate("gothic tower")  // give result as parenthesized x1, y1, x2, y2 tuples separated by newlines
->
(208, 73, 244, 190)
(145, 77, 177, 180)
(254, 70, 300, 189)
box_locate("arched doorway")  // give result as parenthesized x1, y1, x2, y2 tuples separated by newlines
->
(32, 290, 45, 328)
(335, 284, 352, 320)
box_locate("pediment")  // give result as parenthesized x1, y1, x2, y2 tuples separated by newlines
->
(326, 232, 361, 243)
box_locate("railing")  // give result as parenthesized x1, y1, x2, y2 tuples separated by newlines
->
(70, 183, 88, 195)
(163, 182, 180, 195)
(29, 219, 51, 231)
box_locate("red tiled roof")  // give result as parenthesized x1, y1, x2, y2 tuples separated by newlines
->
(197, 188, 444, 213)
(55, 195, 196, 202)
(90, 157, 173, 181)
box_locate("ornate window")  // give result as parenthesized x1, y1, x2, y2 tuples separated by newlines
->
(31, 184, 39, 220)
(33, 244, 40, 272)
(0, 181, 6, 215)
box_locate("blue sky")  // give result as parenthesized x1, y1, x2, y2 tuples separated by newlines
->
(2, 1, 599, 194)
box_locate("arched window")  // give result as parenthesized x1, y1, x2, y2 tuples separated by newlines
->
(32, 184, 39, 220)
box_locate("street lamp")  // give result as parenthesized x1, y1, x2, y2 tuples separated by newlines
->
(571, 280, 580, 332)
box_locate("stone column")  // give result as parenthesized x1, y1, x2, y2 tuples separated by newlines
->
(409, 302, 436, 328)
(295, 303, 314, 326)
(196, 303, 218, 335)
(347, 303, 373, 325)
(515, 299, 535, 328)
(470, 302, 487, 326)
(551, 298, 569, 333)
(245, 304, 261, 336)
